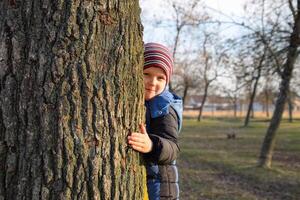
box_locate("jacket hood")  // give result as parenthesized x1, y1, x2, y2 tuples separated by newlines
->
(145, 90, 183, 131)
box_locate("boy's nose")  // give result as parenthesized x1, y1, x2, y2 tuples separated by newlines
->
(148, 78, 157, 85)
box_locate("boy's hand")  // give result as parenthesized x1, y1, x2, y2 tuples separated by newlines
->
(128, 124, 153, 153)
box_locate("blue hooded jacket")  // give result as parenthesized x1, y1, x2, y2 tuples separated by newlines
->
(145, 89, 182, 200)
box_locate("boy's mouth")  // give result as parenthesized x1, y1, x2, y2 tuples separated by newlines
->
(145, 88, 155, 92)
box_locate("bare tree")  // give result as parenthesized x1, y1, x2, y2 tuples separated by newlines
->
(220, 57, 247, 118)
(168, 0, 209, 91)
(260, 76, 277, 118)
(0, 0, 145, 199)
(220, 87, 240, 118)
(173, 59, 199, 106)
(244, 48, 266, 126)
(197, 32, 226, 121)
(220, 0, 300, 167)
(259, 0, 300, 168)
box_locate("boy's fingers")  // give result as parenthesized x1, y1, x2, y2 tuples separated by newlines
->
(131, 145, 142, 152)
(129, 140, 143, 146)
(130, 132, 143, 138)
(139, 124, 147, 134)
(128, 136, 144, 143)
(130, 142, 144, 149)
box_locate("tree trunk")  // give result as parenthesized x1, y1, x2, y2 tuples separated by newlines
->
(233, 96, 237, 118)
(258, 4, 300, 168)
(244, 78, 257, 126)
(197, 84, 208, 121)
(265, 90, 270, 118)
(182, 84, 189, 108)
(287, 92, 293, 123)
(239, 99, 243, 117)
(0, 1, 145, 199)
(250, 106, 255, 119)
(244, 56, 263, 127)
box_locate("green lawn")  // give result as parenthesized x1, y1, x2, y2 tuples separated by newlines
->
(178, 117, 300, 200)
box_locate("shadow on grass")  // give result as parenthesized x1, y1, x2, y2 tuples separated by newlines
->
(179, 155, 300, 200)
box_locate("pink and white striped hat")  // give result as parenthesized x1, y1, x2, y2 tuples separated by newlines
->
(144, 42, 174, 84)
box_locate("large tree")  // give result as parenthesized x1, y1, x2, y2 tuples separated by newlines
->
(0, 0, 146, 199)
(258, 0, 300, 168)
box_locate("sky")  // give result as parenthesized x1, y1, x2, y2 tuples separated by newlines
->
(140, 0, 248, 43)
(205, 0, 246, 16)
(139, 0, 250, 92)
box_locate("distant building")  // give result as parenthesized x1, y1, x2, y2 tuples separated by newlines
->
(184, 95, 233, 111)
(184, 95, 300, 112)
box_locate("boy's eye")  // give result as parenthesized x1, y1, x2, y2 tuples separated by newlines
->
(143, 73, 149, 76)
(158, 76, 166, 80)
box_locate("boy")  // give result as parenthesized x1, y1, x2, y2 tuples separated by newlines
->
(128, 43, 182, 200)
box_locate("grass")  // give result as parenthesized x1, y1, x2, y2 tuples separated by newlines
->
(178, 117, 300, 200)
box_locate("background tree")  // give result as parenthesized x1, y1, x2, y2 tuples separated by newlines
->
(243, 47, 266, 126)
(144, 0, 209, 91)
(220, 0, 300, 166)
(168, 0, 209, 91)
(223, 0, 282, 126)
(287, 89, 294, 122)
(259, 0, 300, 168)
(288, 59, 300, 121)
(0, 0, 145, 199)
(220, 56, 247, 118)
(173, 59, 199, 106)
(197, 31, 227, 121)
(213, 0, 290, 125)
(257, 76, 277, 118)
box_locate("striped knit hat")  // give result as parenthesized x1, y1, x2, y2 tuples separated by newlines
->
(144, 42, 173, 84)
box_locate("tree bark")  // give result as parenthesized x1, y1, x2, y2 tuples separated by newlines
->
(0, 0, 145, 199)
(258, 2, 300, 168)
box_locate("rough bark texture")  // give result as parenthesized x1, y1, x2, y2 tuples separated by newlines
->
(0, 0, 145, 199)
(258, 1, 300, 168)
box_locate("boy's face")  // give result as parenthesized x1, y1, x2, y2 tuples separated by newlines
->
(144, 66, 167, 100)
